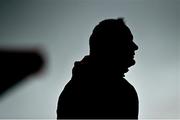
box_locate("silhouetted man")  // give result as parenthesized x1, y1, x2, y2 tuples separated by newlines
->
(57, 18, 139, 119)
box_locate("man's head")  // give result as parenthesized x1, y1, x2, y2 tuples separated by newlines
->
(89, 18, 138, 69)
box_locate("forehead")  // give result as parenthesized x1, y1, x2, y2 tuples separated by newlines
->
(117, 25, 133, 40)
(128, 31, 133, 40)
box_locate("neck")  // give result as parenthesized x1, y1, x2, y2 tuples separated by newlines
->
(88, 55, 128, 77)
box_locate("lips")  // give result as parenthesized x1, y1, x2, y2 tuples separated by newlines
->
(129, 52, 135, 58)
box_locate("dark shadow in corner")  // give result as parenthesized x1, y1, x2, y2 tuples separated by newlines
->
(57, 18, 139, 119)
(0, 48, 45, 97)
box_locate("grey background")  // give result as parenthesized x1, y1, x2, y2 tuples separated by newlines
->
(0, 0, 179, 119)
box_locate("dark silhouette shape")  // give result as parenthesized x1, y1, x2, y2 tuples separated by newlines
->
(57, 18, 139, 119)
(0, 48, 44, 97)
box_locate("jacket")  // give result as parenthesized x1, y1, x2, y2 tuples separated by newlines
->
(57, 55, 139, 119)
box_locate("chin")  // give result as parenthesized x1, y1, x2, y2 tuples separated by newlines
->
(127, 59, 136, 67)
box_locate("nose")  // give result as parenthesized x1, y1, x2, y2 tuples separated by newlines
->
(133, 42, 138, 51)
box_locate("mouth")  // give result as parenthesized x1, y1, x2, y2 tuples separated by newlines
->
(127, 53, 136, 62)
(130, 53, 135, 58)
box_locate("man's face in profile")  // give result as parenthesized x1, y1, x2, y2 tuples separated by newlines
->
(119, 27, 138, 68)
(108, 26, 138, 69)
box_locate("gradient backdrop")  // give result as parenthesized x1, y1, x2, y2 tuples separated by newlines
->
(0, 0, 179, 119)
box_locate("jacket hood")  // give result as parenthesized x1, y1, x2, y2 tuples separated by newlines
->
(72, 55, 126, 81)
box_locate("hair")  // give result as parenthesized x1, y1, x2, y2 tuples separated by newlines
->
(89, 18, 128, 55)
